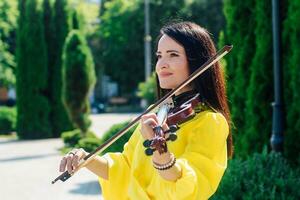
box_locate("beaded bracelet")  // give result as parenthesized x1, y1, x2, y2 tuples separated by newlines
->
(152, 153, 176, 171)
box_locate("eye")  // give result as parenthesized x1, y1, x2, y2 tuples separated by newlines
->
(156, 54, 162, 59)
(170, 53, 179, 57)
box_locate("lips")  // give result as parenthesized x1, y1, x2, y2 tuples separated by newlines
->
(159, 72, 173, 77)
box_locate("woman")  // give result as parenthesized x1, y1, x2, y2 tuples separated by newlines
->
(59, 21, 233, 200)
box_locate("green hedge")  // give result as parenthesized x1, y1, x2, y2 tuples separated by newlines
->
(61, 128, 99, 154)
(211, 150, 300, 200)
(61, 129, 97, 147)
(0, 106, 16, 134)
(61, 121, 138, 154)
(76, 137, 102, 153)
(100, 120, 138, 155)
(137, 72, 156, 105)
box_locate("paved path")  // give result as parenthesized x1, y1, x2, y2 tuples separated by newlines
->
(0, 113, 139, 200)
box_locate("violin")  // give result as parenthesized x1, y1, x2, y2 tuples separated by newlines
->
(143, 93, 201, 155)
(51, 45, 232, 184)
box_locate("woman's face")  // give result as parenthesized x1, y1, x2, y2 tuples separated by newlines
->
(155, 34, 192, 94)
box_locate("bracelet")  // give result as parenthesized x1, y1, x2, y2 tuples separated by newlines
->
(152, 153, 176, 170)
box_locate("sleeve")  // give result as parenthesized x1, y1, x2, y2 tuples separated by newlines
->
(98, 124, 141, 200)
(153, 112, 229, 200)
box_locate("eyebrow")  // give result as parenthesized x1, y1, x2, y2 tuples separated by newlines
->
(156, 50, 180, 54)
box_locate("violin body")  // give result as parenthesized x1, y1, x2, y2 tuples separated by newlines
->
(167, 93, 201, 125)
(144, 93, 202, 155)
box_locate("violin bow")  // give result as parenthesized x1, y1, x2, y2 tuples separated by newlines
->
(51, 45, 233, 184)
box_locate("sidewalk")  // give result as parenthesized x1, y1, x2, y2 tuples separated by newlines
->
(0, 113, 138, 200)
(0, 138, 102, 200)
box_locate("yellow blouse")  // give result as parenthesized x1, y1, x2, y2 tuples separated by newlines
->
(99, 110, 229, 200)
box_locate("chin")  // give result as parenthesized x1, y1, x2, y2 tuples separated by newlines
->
(159, 82, 176, 90)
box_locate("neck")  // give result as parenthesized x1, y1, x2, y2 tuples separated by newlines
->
(174, 86, 194, 96)
(172, 89, 198, 107)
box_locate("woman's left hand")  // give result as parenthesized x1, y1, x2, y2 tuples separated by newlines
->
(140, 113, 173, 163)
(140, 113, 169, 140)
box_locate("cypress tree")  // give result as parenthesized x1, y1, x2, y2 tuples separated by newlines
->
(71, 9, 84, 31)
(50, 0, 73, 137)
(16, 0, 26, 136)
(222, 0, 256, 156)
(72, 10, 80, 30)
(16, 0, 51, 139)
(242, 1, 273, 157)
(43, 1, 54, 77)
(43, 0, 54, 123)
(62, 30, 96, 134)
(283, 0, 300, 163)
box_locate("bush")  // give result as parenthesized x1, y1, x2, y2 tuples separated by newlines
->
(61, 129, 97, 147)
(0, 106, 16, 134)
(211, 149, 300, 200)
(137, 72, 156, 105)
(100, 120, 138, 154)
(76, 137, 102, 153)
(61, 121, 138, 155)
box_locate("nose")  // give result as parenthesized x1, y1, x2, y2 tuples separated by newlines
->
(156, 58, 169, 71)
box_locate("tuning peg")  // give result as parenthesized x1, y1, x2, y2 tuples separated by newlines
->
(169, 125, 179, 132)
(145, 148, 155, 156)
(167, 133, 177, 141)
(143, 139, 152, 147)
(164, 125, 179, 134)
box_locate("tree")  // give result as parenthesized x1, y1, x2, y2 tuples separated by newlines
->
(242, 0, 273, 157)
(0, 0, 18, 87)
(0, 0, 18, 55)
(62, 30, 96, 134)
(181, 0, 225, 43)
(50, 0, 74, 137)
(16, 0, 51, 139)
(222, 0, 256, 157)
(283, 0, 300, 163)
(98, 0, 144, 95)
(0, 39, 15, 87)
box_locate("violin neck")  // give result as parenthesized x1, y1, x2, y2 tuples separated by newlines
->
(156, 104, 171, 126)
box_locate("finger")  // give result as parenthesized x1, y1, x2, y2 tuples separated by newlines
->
(140, 119, 157, 140)
(66, 155, 73, 174)
(141, 113, 158, 123)
(162, 123, 169, 132)
(68, 148, 78, 155)
(143, 118, 158, 128)
(59, 157, 67, 172)
(71, 150, 85, 169)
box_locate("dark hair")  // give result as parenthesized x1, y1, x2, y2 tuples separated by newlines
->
(155, 21, 233, 158)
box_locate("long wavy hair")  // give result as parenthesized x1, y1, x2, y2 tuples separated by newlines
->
(155, 21, 233, 158)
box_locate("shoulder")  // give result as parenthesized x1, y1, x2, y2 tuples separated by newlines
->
(179, 110, 229, 158)
(188, 110, 228, 129)
(201, 111, 228, 127)
(184, 110, 229, 141)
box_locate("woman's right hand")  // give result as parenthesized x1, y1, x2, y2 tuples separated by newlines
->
(59, 148, 88, 174)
